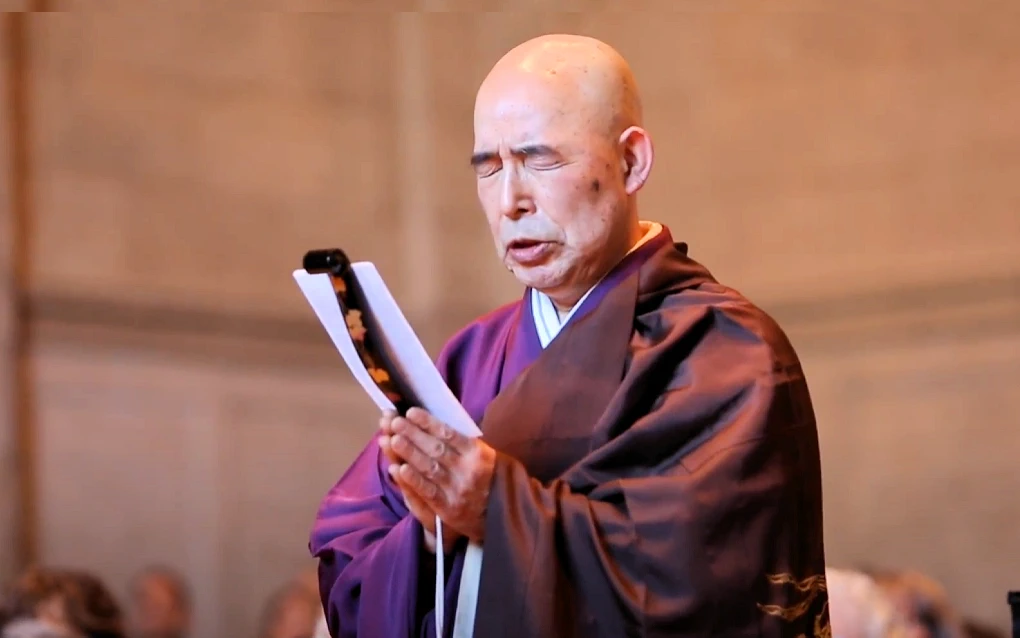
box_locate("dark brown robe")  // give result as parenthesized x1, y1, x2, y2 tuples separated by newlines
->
(468, 234, 829, 637)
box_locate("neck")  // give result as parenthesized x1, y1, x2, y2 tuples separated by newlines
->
(546, 219, 644, 312)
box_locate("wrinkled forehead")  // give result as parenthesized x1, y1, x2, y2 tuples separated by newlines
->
(473, 75, 595, 151)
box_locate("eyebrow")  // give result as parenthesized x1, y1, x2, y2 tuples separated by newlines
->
(469, 144, 559, 167)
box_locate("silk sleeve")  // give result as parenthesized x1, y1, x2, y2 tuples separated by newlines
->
(476, 369, 827, 638)
(309, 438, 428, 638)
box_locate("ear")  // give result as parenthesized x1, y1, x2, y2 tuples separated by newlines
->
(618, 126, 654, 195)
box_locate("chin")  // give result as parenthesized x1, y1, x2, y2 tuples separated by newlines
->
(509, 264, 567, 293)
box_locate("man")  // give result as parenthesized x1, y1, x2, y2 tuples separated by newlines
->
(867, 569, 966, 638)
(310, 34, 828, 637)
(255, 576, 322, 638)
(124, 566, 190, 638)
(825, 568, 919, 638)
(1, 566, 124, 638)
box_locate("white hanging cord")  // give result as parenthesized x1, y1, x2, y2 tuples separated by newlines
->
(435, 515, 445, 637)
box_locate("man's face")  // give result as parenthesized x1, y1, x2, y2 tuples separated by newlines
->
(472, 78, 631, 303)
(265, 597, 318, 638)
(127, 578, 187, 638)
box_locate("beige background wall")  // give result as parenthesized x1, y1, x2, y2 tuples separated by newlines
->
(2, 10, 1018, 637)
(1, 17, 20, 585)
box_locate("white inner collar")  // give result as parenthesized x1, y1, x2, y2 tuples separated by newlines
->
(449, 220, 662, 638)
(531, 221, 661, 348)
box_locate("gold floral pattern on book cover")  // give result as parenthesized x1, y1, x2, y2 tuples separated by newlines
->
(330, 273, 406, 408)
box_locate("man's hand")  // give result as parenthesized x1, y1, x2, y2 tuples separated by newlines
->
(379, 411, 459, 554)
(381, 407, 496, 545)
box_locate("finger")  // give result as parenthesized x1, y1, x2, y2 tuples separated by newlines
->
(402, 484, 431, 513)
(386, 462, 400, 483)
(391, 416, 458, 463)
(378, 435, 400, 465)
(392, 416, 461, 467)
(396, 475, 436, 524)
(397, 463, 444, 507)
(402, 486, 436, 526)
(406, 407, 472, 454)
(390, 434, 449, 484)
(379, 410, 397, 434)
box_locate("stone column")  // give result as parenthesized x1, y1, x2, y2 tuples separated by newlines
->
(0, 11, 31, 584)
(394, 12, 440, 328)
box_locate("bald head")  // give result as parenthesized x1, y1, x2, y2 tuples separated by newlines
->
(476, 34, 642, 140)
(472, 35, 654, 309)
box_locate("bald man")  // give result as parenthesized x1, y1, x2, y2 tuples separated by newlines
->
(310, 34, 828, 638)
(125, 566, 190, 638)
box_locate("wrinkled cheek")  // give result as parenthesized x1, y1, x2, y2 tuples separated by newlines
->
(566, 213, 609, 253)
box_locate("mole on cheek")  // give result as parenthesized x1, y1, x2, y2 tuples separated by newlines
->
(590, 179, 601, 193)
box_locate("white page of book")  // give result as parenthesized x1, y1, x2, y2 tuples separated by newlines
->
(292, 264, 482, 438)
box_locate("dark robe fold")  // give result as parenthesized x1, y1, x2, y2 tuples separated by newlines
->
(310, 228, 829, 638)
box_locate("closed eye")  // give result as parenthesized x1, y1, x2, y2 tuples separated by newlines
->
(517, 144, 564, 170)
(473, 160, 501, 178)
(525, 155, 564, 170)
(469, 144, 566, 176)
(470, 151, 501, 178)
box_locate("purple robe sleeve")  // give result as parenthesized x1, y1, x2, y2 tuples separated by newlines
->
(474, 313, 828, 637)
(309, 437, 429, 638)
(308, 323, 488, 638)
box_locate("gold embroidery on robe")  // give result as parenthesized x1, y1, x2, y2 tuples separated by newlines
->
(758, 572, 831, 638)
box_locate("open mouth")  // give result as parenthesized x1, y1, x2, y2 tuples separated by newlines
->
(506, 238, 555, 265)
(508, 239, 544, 250)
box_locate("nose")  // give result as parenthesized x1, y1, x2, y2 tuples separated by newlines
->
(498, 164, 534, 220)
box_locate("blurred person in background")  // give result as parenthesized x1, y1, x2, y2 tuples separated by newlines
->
(0, 566, 123, 638)
(311, 615, 328, 638)
(826, 567, 917, 638)
(256, 577, 321, 638)
(291, 572, 328, 638)
(124, 566, 190, 638)
(867, 569, 967, 638)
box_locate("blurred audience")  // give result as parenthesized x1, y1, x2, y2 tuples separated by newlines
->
(826, 566, 1006, 638)
(1, 561, 1005, 638)
(0, 566, 123, 638)
(254, 574, 321, 638)
(124, 566, 190, 638)
(827, 567, 917, 637)
(867, 568, 967, 638)
(311, 615, 328, 638)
